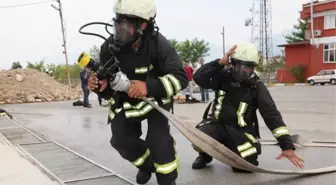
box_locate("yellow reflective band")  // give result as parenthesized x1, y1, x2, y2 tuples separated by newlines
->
(125, 99, 171, 118)
(272, 126, 290, 138)
(159, 76, 174, 98)
(215, 96, 225, 119)
(135, 65, 154, 74)
(241, 147, 257, 158)
(237, 102, 248, 127)
(109, 111, 115, 120)
(115, 108, 122, 113)
(166, 74, 182, 93)
(132, 149, 150, 167)
(108, 98, 115, 109)
(123, 101, 147, 110)
(237, 142, 252, 152)
(245, 133, 258, 143)
(154, 155, 180, 175)
(218, 90, 225, 96)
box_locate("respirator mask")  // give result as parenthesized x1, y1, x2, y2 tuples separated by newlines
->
(112, 14, 143, 48)
(230, 58, 256, 82)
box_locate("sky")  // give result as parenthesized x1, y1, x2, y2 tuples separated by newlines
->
(0, 0, 310, 70)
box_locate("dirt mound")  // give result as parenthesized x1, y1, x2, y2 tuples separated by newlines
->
(0, 68, 82, 104)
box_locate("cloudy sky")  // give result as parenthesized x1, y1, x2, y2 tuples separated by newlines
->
(0, 0, 309, 70)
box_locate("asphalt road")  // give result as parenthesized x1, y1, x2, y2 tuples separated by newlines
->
(1, 85, 336, 185)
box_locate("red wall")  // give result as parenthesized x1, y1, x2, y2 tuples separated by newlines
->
(277, 45, 310, 83)
(307, 16, 336, 37)
(307, 16, 323, 31)
(276, 44, 336, 83)
(309, 45, 336, 76)
(301, 1, 336, 19)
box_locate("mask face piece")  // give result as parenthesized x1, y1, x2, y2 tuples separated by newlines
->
(112, 16, 140, 47)
(231, 59, 255, 82)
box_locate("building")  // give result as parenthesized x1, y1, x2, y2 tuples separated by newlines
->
(277, 0, 336, 83)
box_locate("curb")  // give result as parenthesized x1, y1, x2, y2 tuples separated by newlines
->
(266, 83, 309, 87)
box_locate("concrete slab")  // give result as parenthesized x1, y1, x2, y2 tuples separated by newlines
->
(1, 86, 336, 185)
(0, 140, 59, 185)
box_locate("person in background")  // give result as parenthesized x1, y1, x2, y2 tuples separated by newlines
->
(183, 62, 194, 97)
(80, 66, 92, 108)
(199, 58, 209, 102)
(98, 94, 102, 106)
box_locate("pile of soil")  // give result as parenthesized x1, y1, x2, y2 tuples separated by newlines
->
(0, 68, 82, 104)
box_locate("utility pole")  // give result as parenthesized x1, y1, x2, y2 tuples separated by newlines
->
(310, 0, 315, 47)
(52, 0, 72, 99)
(221, 26, 225, 55)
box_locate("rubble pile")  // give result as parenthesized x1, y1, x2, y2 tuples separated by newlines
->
(0, 68, 82, 104)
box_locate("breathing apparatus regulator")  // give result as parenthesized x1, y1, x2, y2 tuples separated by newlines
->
(77, 0, 157, 93)
(227, 42, 260, 83)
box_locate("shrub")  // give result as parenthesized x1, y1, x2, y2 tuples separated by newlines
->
(287, 64, 307, 83)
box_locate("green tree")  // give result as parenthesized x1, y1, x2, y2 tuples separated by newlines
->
(26, 60, 46, 72)
(284, 19, 308, 43)
(190, 38, 210, 63)
(256, 50, 285, 73)
(175, 39, 194, 63)
(11, 61, 22, 69)
(168, 39, 180, 49)
(174, 38, 210, 67)
(256, 52, 265, 72)
(89, 45, 100, 63)
(45, 63, 56, 76)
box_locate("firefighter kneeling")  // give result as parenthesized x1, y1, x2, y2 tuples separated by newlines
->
(87, 0, 188, 184)
(191, 42, 304, 173)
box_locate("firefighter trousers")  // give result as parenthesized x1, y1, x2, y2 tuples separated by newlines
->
(109, 108, 179, 185)
(193, 123, 261, 168)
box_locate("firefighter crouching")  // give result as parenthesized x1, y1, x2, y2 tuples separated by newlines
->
(87, 0, 188, 184)
(191, 42, 304, 173)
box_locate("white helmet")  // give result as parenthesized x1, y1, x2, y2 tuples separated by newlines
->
(113, 0, 157, 21)
(231, 42, 259, 65)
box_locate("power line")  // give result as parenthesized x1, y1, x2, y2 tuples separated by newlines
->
(0, 0, 55, 9)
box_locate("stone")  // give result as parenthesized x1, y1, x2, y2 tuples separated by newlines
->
(26, 95, 35, 103)
(15, 74, 24, 82)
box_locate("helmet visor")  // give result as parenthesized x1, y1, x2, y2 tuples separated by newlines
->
(232, 60, 255, 81)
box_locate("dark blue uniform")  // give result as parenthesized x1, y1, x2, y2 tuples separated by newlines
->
(80, 69, 90, 105)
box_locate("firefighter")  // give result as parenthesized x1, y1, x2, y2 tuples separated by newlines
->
(87, 0, 188, 184)
(191, 42, 304, 173)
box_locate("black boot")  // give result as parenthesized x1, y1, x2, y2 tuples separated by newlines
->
(231, 167, 253, 173)
(136, 169, 152, 184)
(192, 153, 213, 169)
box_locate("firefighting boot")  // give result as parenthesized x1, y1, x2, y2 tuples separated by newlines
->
(136, 169, 152, 184)
(192, 153, 213, 169)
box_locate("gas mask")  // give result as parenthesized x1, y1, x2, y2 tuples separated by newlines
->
(112, 14, 143, 49)
(230, 59, 256, 82)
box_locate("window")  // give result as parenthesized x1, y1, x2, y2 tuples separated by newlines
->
(325, 70, 335, 75)
(324, 43, 336, 63)
(324, 14, 336, 29)
(317, 71, 326, 76)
